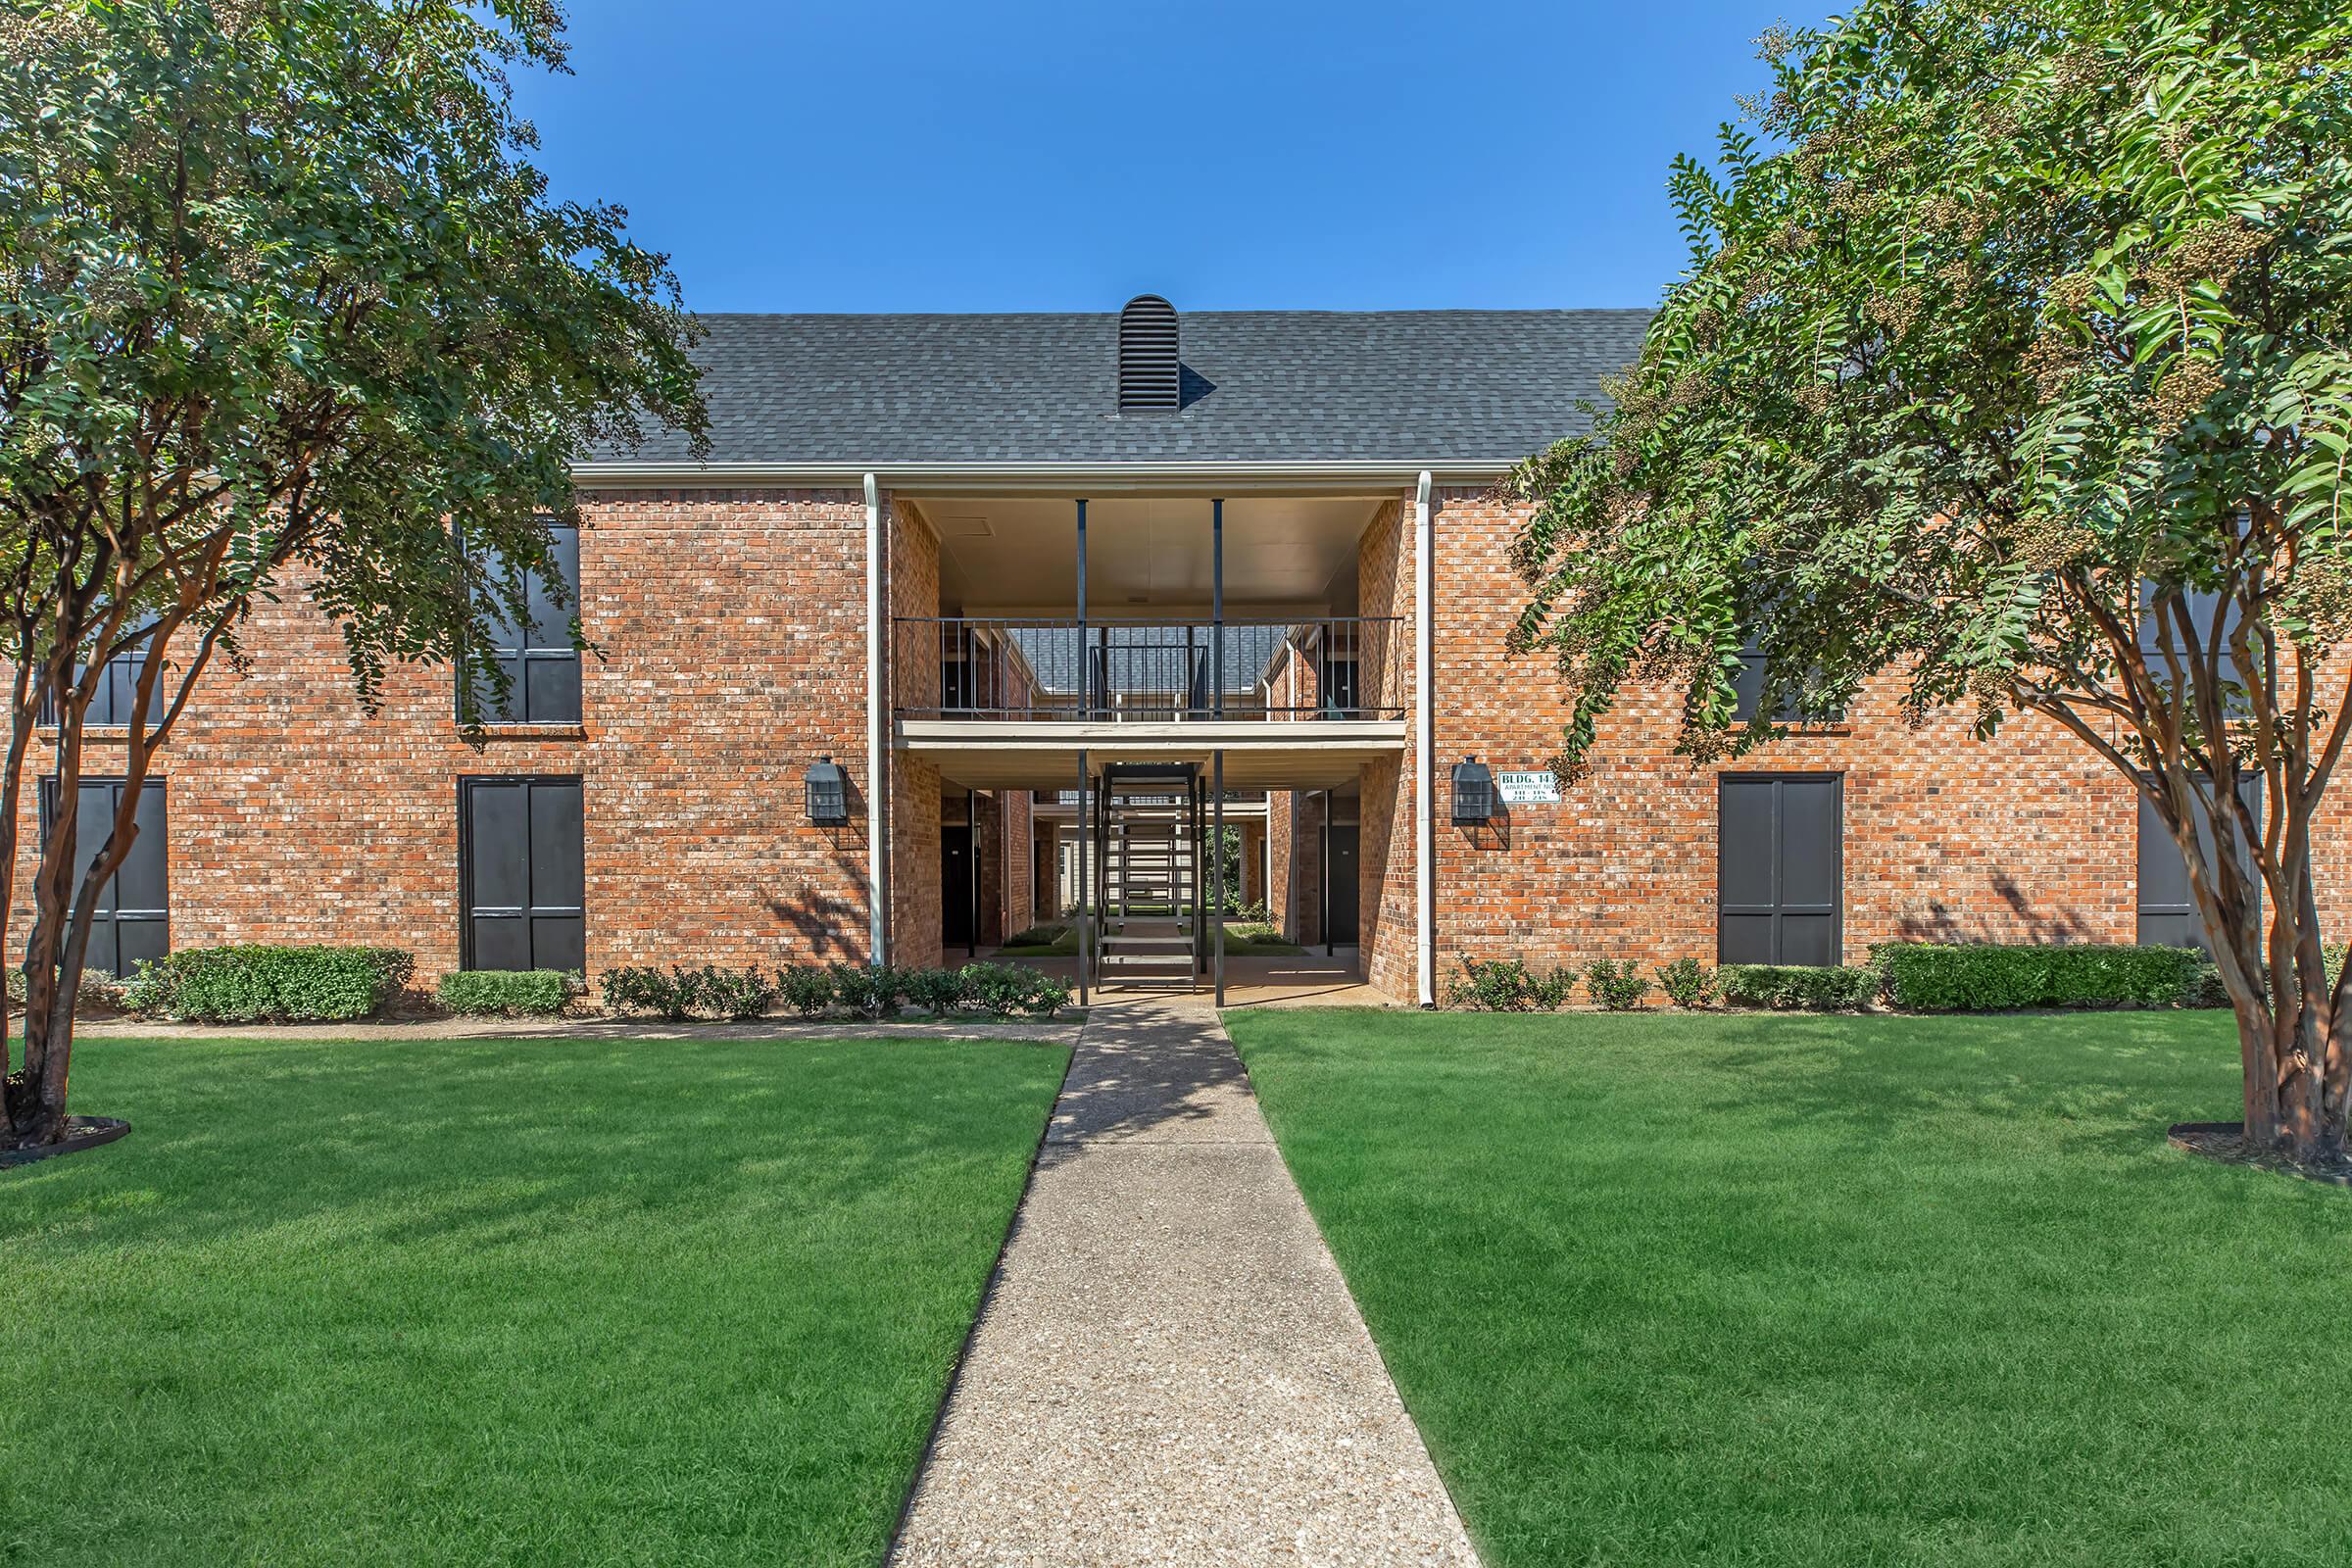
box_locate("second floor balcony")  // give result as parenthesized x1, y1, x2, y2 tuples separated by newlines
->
(894, 616, 1405, 724)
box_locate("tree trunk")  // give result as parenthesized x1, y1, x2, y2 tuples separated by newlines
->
(2207, 859, 2351, 1165)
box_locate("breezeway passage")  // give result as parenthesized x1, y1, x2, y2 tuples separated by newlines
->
(889, 993, 1478, 1566)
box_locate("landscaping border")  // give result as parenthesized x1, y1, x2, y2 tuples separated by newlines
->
(0, 1116, 131, 1171)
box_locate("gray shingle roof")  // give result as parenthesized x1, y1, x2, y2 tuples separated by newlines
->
(596, 308, 1650, 466)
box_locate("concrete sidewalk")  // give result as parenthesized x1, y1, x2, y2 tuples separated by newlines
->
(890, 991, 1479, 1567)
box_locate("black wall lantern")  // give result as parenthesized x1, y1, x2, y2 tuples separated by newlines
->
(1450, 757, 1495, 825)
(806, 757, 850, 826)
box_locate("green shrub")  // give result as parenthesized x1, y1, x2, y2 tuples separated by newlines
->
(1583, 958, 1652, 1010)
(778, 964, 836, 1017)
(124, 945, 415, 1022)
(1446, 956, 1574, 1011)
(600, 963, 774, 1020)
(2182, 961, 2231, 1009)
(1718, 963, 1878, 1011)
(699, 965, 776, 1020)
(903, 966, 970, 1014)
(436, 969, 574, 1017)
(1870, 943, 2212, 1010)
(1002, 923, 1068, 949)
(1656, 957, 1718, 1008)
(956, 961, 1072, 1017)
(599, 964, 692, 1020)
(829, 963, 906, 1020)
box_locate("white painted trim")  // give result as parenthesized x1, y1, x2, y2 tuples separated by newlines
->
(573, 459, 1515, 492)
(1414, 469, 1436, 1008)
(864, 472, 887, 967)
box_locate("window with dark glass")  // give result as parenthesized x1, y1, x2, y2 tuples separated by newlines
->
(1718, 774, 1842, 965)
(43, 618, 157, 728)
(460, 775, 584, 972)
(1732, 633, 1840, 724)
(37, 777, 169, 978)
(464, 522, 581, 723)
(1321, 656, 1360, 716)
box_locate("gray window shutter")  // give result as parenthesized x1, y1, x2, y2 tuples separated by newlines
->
(463, 776, 585, 971)
(1718, 774, 1842, 965)
(2137, 776, 2260, 952)
(39, 778, 170, 979)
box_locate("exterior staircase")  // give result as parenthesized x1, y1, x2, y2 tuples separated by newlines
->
(1091, 768, 1202, 991)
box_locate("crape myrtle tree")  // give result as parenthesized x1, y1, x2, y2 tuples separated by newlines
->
(0, 0, 707, 1150)
(1508, 0, 2352, 1159)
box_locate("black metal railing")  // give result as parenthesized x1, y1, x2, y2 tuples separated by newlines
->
(894, 616, 1406, 721)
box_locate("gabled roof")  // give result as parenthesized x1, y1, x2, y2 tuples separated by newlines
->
(590, 308, 1650, 471)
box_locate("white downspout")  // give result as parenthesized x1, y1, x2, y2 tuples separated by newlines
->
(1414, 471, 1436, 1007)
(864, 472, 888, 967)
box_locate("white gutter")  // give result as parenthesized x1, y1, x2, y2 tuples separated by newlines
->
(864, 472, 887, 967)
(1414, 470, 1436, 1008)
(573, 459, 1518, 493)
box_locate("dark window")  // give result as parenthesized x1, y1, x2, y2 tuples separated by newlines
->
(37, 777, 169, 978)
(1321, 658, 1360, 715)
(1718, 774, 1842, 965)
(942, 656, 976, 710)
(2137, 572, 2251, 717)
(2137, 775, 2261, 952)
(1733, 636, 1841, 724)
(465, 522, 581, 723)
(460, 776, 585, 972)
(44, 619, 157, 728)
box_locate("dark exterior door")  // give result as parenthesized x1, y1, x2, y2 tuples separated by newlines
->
(1325, 825, 1360, 944)
(943, 831, 975, 949)
(460, 776, 584, 971)
(1718, 774, 1842, 965)
(38, 778, 169, 978)
(2137, 777, 2260, 951)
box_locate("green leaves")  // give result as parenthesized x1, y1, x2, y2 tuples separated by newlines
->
(1510, 0, 2352, 777)
(0, 0, 709, 708)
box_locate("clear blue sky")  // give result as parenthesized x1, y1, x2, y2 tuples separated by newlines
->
(514, 1, 1816, 315)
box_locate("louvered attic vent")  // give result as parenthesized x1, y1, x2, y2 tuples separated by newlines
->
(1116, 294, 1180, 413)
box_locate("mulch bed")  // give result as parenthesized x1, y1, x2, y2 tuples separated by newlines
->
(2168, 1121, 2352, 1187)
(0, 1115, 130, 1171)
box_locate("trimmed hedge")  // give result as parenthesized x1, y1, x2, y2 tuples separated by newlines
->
(124, 945, 415, 1022)
(956, 960, 1072, 1018)
(1446, 956, 1576, 1011)
(1871, 943, 2209, 1010)
(600, 964, 777, 1021)
(592, 960, 1075, 1022)
(437, 969, 576, 1018)
(1718, 963, 1878, 1011)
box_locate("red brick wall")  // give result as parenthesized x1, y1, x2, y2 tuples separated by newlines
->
(1356, 499, 1419, 999)
(1002, 789, 1034, 938)
(889, 499, 944, 969)
(1403, 485, 2352, 986)
(13, 488, 880, 982)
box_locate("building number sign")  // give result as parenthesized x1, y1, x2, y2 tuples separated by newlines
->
(1495, 769, 1561, 806)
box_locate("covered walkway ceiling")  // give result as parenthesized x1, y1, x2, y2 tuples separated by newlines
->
(912, 494, 1390, 614)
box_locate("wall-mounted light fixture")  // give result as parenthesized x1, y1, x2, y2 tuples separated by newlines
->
(806, 757, 850, 826)
(1450, 757, 1494, 825)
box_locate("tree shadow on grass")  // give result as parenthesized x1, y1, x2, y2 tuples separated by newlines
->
(1, 1036, 1060, 1257)
(1685, 1009, 2245, 1170)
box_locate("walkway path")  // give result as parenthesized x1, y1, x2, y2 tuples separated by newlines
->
(890, 991, 1480, 1567)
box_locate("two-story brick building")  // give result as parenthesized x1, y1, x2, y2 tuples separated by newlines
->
(30, 295, 2346, 1004)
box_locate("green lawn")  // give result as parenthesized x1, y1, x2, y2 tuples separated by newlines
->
(0, 1034, 1068, 1568)
(1226, 1007, 2352, 1568)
